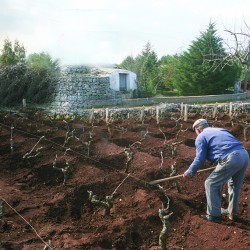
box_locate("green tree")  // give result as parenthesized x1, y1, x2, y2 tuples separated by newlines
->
(173, 22, 240, 95)
(116, 55, 135, 72)
(0, 40, 60, 106)
(25, 52, 60, 103)
(26, 52, 60, 73)
(0, 63, 28, 105)
(158, 55, 179, 92)
(117, 42, 160, 97)
(0, 38, 26, 66)
(135, 42, 159, 97)
(204, 25, 250, 92)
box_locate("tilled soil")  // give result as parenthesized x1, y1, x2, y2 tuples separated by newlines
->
(0, 111, 249, 250)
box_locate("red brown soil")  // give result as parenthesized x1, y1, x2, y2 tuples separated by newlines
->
(0, 111, 249, 250)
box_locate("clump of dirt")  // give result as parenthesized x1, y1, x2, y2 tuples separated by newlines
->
(0, 111, 249, 250)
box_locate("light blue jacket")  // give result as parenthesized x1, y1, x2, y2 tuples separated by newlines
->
(187, 127, 243, 176)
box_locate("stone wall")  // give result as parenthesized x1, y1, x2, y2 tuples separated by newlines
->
(122, 92, 248, 107)
(50, 65, 122, 114)
(58, 102, 250, 121)
(48, 65, 249, 115)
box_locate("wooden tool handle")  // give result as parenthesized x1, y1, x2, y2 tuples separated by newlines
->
(149, 166, 215, 185)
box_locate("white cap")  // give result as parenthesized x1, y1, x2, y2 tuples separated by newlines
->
(192, 119, 208, 130)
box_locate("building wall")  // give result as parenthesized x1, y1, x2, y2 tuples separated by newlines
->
(109, 69, 137, 91)
(50, 65, 122, 114)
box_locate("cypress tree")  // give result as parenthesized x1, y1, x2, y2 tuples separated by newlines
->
(173, 22, 240, 95)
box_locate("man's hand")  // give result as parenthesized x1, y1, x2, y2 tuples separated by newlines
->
(183, 170, 192, 178)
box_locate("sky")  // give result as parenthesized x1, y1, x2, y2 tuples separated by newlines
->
(1, 0, 250, 66)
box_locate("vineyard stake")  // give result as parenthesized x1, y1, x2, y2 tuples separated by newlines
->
(149, 166, 215, 185)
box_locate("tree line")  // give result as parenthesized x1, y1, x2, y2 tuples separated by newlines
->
(0, 21, 249, 107)
(0, 39, 60, 106)
(117, 22, 249, 97)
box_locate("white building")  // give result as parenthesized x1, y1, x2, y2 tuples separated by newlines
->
(98, 68, 137, 92)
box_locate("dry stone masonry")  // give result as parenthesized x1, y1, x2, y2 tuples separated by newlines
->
(48, 65, 249, 116)
(66, 102, 250, 122)
(50, 65, 122, 114)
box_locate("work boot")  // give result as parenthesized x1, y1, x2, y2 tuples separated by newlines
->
(221, 208, 229, 215)
(221, 208, 237, 221)
(201, 214, 222, 223)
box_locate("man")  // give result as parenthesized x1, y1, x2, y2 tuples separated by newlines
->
(183, 118, 249, 223)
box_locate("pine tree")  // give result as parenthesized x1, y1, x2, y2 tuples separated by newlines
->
(136, 42, 159, 97)
(0, 39, 26, 66)
(117, 42, 160, 97)
(173, 22, 240, 95)
(158, 55, 179, 92)
(116, 55, 135, 72)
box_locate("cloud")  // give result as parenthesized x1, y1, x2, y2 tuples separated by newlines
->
(1, 0, 250, 65)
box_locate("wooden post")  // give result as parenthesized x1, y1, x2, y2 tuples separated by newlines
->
(180, 102, 184, 117)
(156, 106, 159, 124)
(229, 102, 232, 118)
(89, 109, 94, 124)
(105, 108, 109, 124)
(22, 99, 26, 109)
(184, 104, 188, 121)
(243, 47, 250, 92)
(140, 109, 144, 123)
(213, 105, 217, 118)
